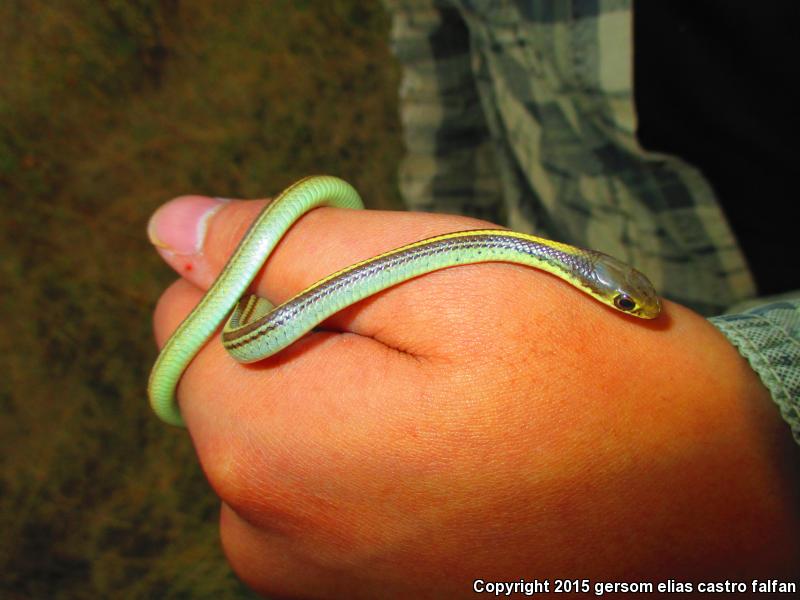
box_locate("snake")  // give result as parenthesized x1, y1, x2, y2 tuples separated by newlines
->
(148, 175, 661, 426)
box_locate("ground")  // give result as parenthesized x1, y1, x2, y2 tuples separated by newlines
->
(0, 2, 402, 597)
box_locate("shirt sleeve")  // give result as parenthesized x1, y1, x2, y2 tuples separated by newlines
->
(383, 0, 505, 223)
(709, 299, 800, 444)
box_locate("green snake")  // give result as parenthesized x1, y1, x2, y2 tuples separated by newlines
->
(148, 175, 661, 426)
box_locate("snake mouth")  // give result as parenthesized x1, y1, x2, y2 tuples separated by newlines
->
(625, 286, 662, 319)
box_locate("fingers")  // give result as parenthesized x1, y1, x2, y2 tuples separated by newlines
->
(220, 503, 312, 599)
(152, 274, 420, 457)
(152, 278, 203, 349)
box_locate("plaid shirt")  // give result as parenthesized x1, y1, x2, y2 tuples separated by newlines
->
(385, 0, 800, 443)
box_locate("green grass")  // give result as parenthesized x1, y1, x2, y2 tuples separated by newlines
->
(0, 1, 402, 597)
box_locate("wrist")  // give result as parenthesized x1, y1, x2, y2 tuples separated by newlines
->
(606, 301, 800, 576)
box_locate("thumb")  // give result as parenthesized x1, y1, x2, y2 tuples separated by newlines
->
(147, 194, 255, 290)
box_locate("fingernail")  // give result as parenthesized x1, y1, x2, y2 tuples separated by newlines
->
(147, 196, 228, 254)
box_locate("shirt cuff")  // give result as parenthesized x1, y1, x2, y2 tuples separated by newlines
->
(709, 300, 800, 445)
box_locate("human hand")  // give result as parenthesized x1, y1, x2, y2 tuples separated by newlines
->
(150, 195, 800, 598)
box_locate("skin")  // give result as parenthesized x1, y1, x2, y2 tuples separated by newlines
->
(153, 197, 800, 599)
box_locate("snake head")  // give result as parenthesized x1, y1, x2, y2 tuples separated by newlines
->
(589, 253, 662, 319)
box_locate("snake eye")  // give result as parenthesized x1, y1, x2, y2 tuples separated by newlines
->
(614, 294, 637, 312)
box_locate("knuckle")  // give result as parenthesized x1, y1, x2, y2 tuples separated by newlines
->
(199, 433, 313, 535)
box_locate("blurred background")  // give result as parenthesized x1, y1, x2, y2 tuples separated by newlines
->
(0, 1, 402, 597)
